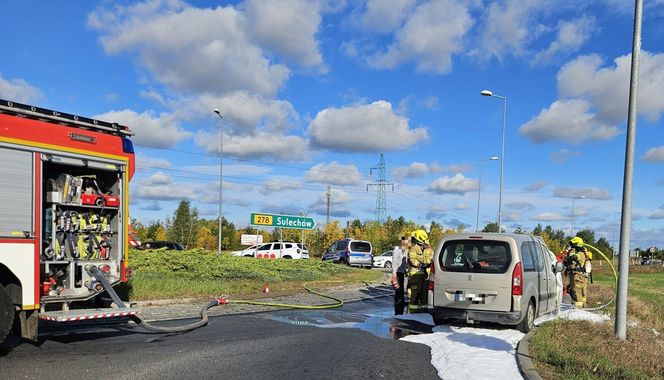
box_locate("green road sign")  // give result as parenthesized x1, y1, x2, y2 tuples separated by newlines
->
(250, 212, 316, 230)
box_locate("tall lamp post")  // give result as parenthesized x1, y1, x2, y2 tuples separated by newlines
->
(570, 195, 587, 237)
(476, 156, 499, 232)
(213, 109, 224, 255)
(481, 89, 507, 232)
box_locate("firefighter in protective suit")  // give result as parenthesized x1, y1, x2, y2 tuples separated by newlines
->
(564, 236, 592, 308)
(407, 230, 433, 313)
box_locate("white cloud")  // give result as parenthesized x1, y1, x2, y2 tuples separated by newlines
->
(142, 172, 172, 186)
(0, 74, 41, 103)
(643, 146, 664, 162)
(443, 163, 472, 174)
(367, 0, 473, 74)
(221, 164, 271, 176)
(194, 131, 309, 161)
(136, 155, 171, 170)
(566, 206, 591, 218)
(553, 187, 611, 200)
(525, 181, 547, 191)
(316, 188, 354, 204)
(134, 175, 219, 204)
(455, 203, 470, 211)
(310, 202, 351, 218)
(519, 99, 621, 144)
(95, 109, 191, 148)
(423, 204, 446, 220)
(550, 148, 582, 164)
(308, 100, 428, 152)
(88, 1, 289, 96)
(530, 212, 566, 222)
(242, 0, 325, 69)
(472, 0, 541, 61)
(194, 92, 299, 135)
(258, 178, 301, 195)
(506, 201, 535, 211)
(557, 52, 664, 124)
(649, 205, 664, 220)
(521, 51, 664, 145)
(533, 17, 596, 65)
(428, 173, 477, 195)
(393, 162, 441, 180)
(359, 0, 416, 33)
(305, 162, 363, 186)
(502, 211, 521, 222)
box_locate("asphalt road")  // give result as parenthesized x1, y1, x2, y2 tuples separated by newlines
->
(0, 298, 439, 380)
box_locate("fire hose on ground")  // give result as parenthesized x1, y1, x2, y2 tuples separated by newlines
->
(580, 243, 618, 312)
(89, 266, 346, 334)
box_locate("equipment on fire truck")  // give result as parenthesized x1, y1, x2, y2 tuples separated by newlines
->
(50, 174, 119, 207)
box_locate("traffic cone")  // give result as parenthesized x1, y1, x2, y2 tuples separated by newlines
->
(262, 283, 270, 293)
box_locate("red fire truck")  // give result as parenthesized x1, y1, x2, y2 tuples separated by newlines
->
(0, 99, 138, 343)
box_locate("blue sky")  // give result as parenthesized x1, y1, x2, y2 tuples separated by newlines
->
(2, 0, 663, 248)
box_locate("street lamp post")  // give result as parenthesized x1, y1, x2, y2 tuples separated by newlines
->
(481, 89, 507, 232)
(570, 195, 587, 236)
(213, 109, 224, 255)
(476, 156, 499, 232)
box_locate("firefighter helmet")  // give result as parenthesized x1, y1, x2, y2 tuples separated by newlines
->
(411, 230, 429, 245)
(570, 236, 584, 248)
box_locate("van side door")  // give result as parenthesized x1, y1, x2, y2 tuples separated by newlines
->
(538, 240, 558, 312)
(531, 238, 552, 313)
(520, 240, 539, 310)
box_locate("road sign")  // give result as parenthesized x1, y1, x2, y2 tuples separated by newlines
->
(241, 234, 263, 246)
(250, 212, 316, 230)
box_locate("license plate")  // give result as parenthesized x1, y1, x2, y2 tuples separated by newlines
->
(455, 291, 463, 301)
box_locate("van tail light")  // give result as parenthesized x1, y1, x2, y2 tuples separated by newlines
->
(428, 262, 435, 291)
(512, 262, 523, 296)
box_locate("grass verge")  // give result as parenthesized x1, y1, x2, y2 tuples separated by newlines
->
(530, 266, 664, 380)
(120, 249, 383, 300)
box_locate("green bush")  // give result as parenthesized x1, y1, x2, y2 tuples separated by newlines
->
(129, 248, 355, 283)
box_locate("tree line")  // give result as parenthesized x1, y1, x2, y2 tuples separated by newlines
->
(131, 200, 628, 258)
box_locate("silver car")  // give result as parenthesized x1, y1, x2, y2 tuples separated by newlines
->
(428, 233, 564, 333)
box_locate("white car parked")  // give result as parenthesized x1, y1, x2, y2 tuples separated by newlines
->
(372, 251, 393, 269)
(231, 241, 309, 259)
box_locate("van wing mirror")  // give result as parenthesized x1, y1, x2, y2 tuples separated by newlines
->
(554, 261, 564, 273)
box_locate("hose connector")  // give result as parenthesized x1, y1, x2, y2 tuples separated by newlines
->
(84, 280, 104, 292)
(213, 296, 229, 305)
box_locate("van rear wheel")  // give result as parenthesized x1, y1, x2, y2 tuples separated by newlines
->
(0, 285, 15, 344)
(517, 300, 535, 334)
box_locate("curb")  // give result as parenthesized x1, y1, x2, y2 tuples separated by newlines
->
(516, 328, 543, 380)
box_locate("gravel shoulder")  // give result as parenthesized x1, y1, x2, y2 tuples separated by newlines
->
(134, 273, 393, 322)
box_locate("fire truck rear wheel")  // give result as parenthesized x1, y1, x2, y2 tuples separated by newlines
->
(0, 284, 15, 343)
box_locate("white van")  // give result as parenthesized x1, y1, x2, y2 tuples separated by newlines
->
(427, 233, 564, 333)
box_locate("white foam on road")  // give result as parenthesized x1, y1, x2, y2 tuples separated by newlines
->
(400, 305, 609, 379)
(402, 325, 524, 380)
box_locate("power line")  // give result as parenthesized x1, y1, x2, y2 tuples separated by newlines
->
(134, 143, 373, 179)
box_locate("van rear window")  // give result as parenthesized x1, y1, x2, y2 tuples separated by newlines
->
(440, 240, 511, 274)
(350, 241, 371, 253)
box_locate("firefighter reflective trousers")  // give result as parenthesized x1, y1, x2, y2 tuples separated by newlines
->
(569, 272, 588, 308)
(407, 272, 427, 313)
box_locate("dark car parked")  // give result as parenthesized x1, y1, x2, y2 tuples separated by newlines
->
(136, 241, 185, 251)
(322, 238, 373, 268)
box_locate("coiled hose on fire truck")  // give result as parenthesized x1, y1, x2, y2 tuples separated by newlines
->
(89, 267, 345, 334)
